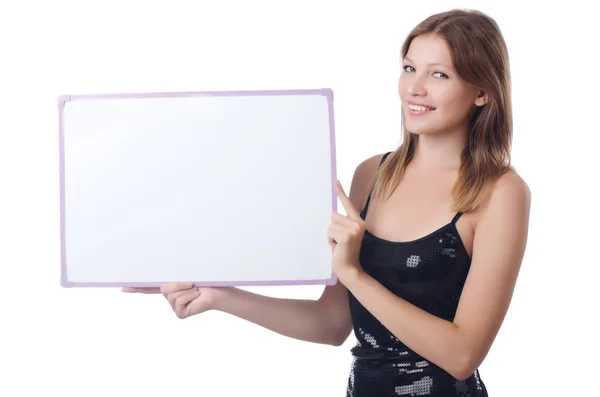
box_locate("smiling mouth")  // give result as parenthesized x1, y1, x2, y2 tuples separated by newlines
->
(407, 104, 436, 112)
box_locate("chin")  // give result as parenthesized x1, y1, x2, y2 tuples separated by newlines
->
(403, 111, 442, 135)
(405, 125, 441, 136)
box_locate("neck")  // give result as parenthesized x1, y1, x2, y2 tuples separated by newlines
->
(410, 130, 466, 171)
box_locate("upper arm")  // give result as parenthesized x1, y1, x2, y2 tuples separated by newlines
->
(317, 153, 387, 344)
(453, 171, 532, 375)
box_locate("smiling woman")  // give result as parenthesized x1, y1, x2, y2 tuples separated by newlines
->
(123, 8, 530, 397)
(336, 8, 528, 397)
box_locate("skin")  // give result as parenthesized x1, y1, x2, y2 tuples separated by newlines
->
(124, 33, 531, 381)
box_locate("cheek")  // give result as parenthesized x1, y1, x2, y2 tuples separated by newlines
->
(397, 76, 410, 98)
(438, 88, 472, 116)
(397, 80, 405, 99)
(435, 85, 461, 107)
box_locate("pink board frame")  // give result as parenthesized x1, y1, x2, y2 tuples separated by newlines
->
(58, 88, 338, 288)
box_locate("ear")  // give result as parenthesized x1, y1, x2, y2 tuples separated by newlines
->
(474, 91, 488, 107)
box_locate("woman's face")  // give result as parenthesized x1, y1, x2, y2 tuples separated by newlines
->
(398, 33, 487, 137)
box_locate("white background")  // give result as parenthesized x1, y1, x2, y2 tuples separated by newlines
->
(1, 1, 598, 396)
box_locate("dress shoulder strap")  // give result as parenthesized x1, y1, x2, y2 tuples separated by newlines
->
(451, 211, 464, 224)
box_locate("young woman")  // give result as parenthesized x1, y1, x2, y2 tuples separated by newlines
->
(124, 8, 531, 396)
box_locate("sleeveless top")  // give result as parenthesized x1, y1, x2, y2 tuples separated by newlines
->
(346, 152, 488, 397)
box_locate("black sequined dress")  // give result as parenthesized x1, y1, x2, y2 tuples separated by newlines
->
(346, 152, 489, 397)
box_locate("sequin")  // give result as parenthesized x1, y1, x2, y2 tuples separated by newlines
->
(395, 376, 433, 396)
(406, 255, 421, 267)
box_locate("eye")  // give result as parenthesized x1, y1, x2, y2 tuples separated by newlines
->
(402, 65, 415, 73)
(433, 72, 449, 79)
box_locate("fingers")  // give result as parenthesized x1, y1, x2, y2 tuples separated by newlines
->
(328, 236, 336, 249)
(122, 282, 201, 320)
(328, 219, 364, 245)
(165, 288, 195, 306)
(328, 224, 350, 247)
(163, 287, 201, 319)
(122, 287, 161, 294)
(331, 212, 360, 227)
(122, 282, 194, 294)
(335, 180, 361, 221)
(160, 282, 195, 296)
(174, 289, 202, 319)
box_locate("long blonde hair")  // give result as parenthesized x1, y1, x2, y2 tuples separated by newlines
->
(370, 9, 513, 212)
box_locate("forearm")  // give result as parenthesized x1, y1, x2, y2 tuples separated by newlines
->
(214, 287, 343, 346)
(340, 269, 468, 379)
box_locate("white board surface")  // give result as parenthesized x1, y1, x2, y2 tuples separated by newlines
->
(58, 89, 337, 287)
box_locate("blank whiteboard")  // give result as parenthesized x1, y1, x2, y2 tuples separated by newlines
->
(58, 88, 338, 288)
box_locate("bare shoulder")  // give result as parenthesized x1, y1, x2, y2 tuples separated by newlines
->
(491, 170, 530, 210)
(348, 153, 388, 212)
(475, 169, 531, 231)
(494, 169, 531, 198)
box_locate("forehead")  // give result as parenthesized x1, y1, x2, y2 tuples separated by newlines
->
(405, 34, 453, 67)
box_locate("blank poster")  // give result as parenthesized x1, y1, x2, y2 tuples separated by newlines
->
(58, 88, 337, 288)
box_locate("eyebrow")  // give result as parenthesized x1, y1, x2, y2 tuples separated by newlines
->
(403, 56, 452, 69)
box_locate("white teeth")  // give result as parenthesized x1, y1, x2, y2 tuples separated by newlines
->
(408, 104, 434, 112)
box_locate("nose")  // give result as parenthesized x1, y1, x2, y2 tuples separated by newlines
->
(407, 74, 427, 96)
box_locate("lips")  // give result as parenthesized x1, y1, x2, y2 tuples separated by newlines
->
(407, 102, 436, 112)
